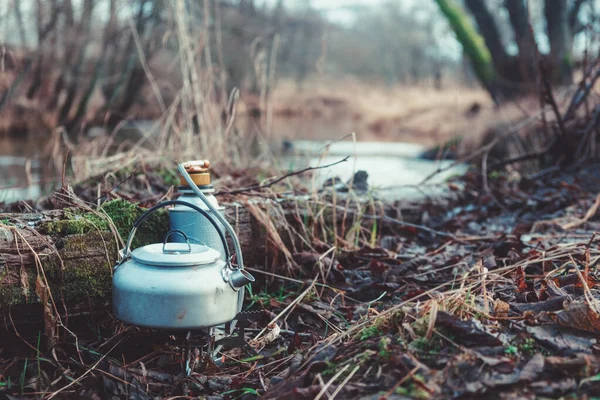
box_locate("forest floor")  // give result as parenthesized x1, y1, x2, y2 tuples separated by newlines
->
(2, 155, 600, 399)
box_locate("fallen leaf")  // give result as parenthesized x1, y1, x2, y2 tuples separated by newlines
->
(493, 299, 510, 318)
(549, 301, 600, 333)
(513, 266, 531, 293)
(519, 353, 544, 382)
(249, 322, 281, 350)
(435, 312, 502, 347)
(530, 378, 577, 396)
(510, 296, 568, 314)
(369, 259, 390, 274)
(527, 326, 597, 355)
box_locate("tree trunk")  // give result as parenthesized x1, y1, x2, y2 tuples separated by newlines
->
(463, 0, 509, 66)
(545, 0, 573, 85)
(434, 0, 498, 104)
(504, 0, 538, 85)
(569, 0, 586, 33)
(58, 0, 96, 127)
(13, 0, 27, 48)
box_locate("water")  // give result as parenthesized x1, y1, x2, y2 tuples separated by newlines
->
(0, 137, 59, 204)
(0, 136, 465, 204)
(283, 140, 466, 200)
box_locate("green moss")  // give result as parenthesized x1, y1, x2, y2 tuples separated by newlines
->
(378, 337, 392, 358)
(41, 232, 118, 304)
(360, 324, 383, 341)
(42, 210, 109, 235)
(40, 199, 169, 249)
(0, 286, 27, 306)
(62, 258, 111, 302)
(394, 375, 432, 399)
(100, 199, 168, 248)
(2, 199, 171, 308)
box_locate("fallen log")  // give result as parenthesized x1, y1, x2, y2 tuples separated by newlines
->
(0, 191, 454, 328)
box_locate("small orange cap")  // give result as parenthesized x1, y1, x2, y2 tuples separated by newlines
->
(180, 160, 211, 186)
(180, 172, 210, 186)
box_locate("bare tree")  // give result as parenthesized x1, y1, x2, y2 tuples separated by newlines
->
(437, 0, 591, 102)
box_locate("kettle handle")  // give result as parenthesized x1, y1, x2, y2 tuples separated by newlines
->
(118, 200, 232, 264)
(162, 229, 192, 254)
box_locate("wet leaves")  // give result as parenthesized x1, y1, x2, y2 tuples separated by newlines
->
(545, 301, 600, 333)
(526, 325, 597, 355)
(435, 312, 503, 347)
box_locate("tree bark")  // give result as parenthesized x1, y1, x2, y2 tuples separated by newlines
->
(463, 0, 509, 66)
(504, 0, 538, 85)
(434, 0, 499, 103)
(26, 0, 60, 99)
(569, 0, 586, 32)
(545, 0, 573, 85)
(58, 0, 96, 126)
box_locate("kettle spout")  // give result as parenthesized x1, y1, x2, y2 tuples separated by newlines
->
(229, 269, 255, 290)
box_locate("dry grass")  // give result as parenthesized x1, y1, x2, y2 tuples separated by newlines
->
(267, 77, 491, 146)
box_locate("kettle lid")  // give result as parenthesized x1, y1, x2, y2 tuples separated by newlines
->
(131, 242, 220, 266)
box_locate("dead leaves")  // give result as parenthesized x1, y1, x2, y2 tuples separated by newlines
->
(435, 312, 502, 347)
(526, 326, 597, 355)
(35, 275, 57, 346)
(542, 301, 600, 334)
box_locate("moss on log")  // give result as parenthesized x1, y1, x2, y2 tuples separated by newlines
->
(0, 199, 169, 309)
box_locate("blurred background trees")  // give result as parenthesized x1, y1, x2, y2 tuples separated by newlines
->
(436, 0, 597, 102)
(0, 0, 597, 137)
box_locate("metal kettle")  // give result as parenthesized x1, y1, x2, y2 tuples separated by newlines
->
(112, 196, 254, 329)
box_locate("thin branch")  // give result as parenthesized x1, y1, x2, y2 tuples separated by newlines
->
(417, 137, 501, 186)
(215, 156, 350, 196)
(488, 149, 549, 170)
(94, 166, 142, 201)
(564, 66, 600, 122)
(540, 61, 568, 141)
(576, 104, 600, 159)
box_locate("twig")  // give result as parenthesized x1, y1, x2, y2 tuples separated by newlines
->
(576, 104, 600, 159)
(215, 157, 349, 196)
(561, 192, 600, 230)
(488, 149, 548, 170)
(418, 138, 500, 186)
(321, 204, 458, 239)
(253, 278, 317, 341)
(329, 365, 361, 400)
(47, 338, 124, 399)
(94, 166, 141, 201)
(316, 133, 354, 153)
(564, 66, 600, 122)
(540, 61, 568, 141)
(314, 364, 350, 400)
(382, 366, 420, 399)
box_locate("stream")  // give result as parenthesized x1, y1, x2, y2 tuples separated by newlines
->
(0, 136, 465, 204)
